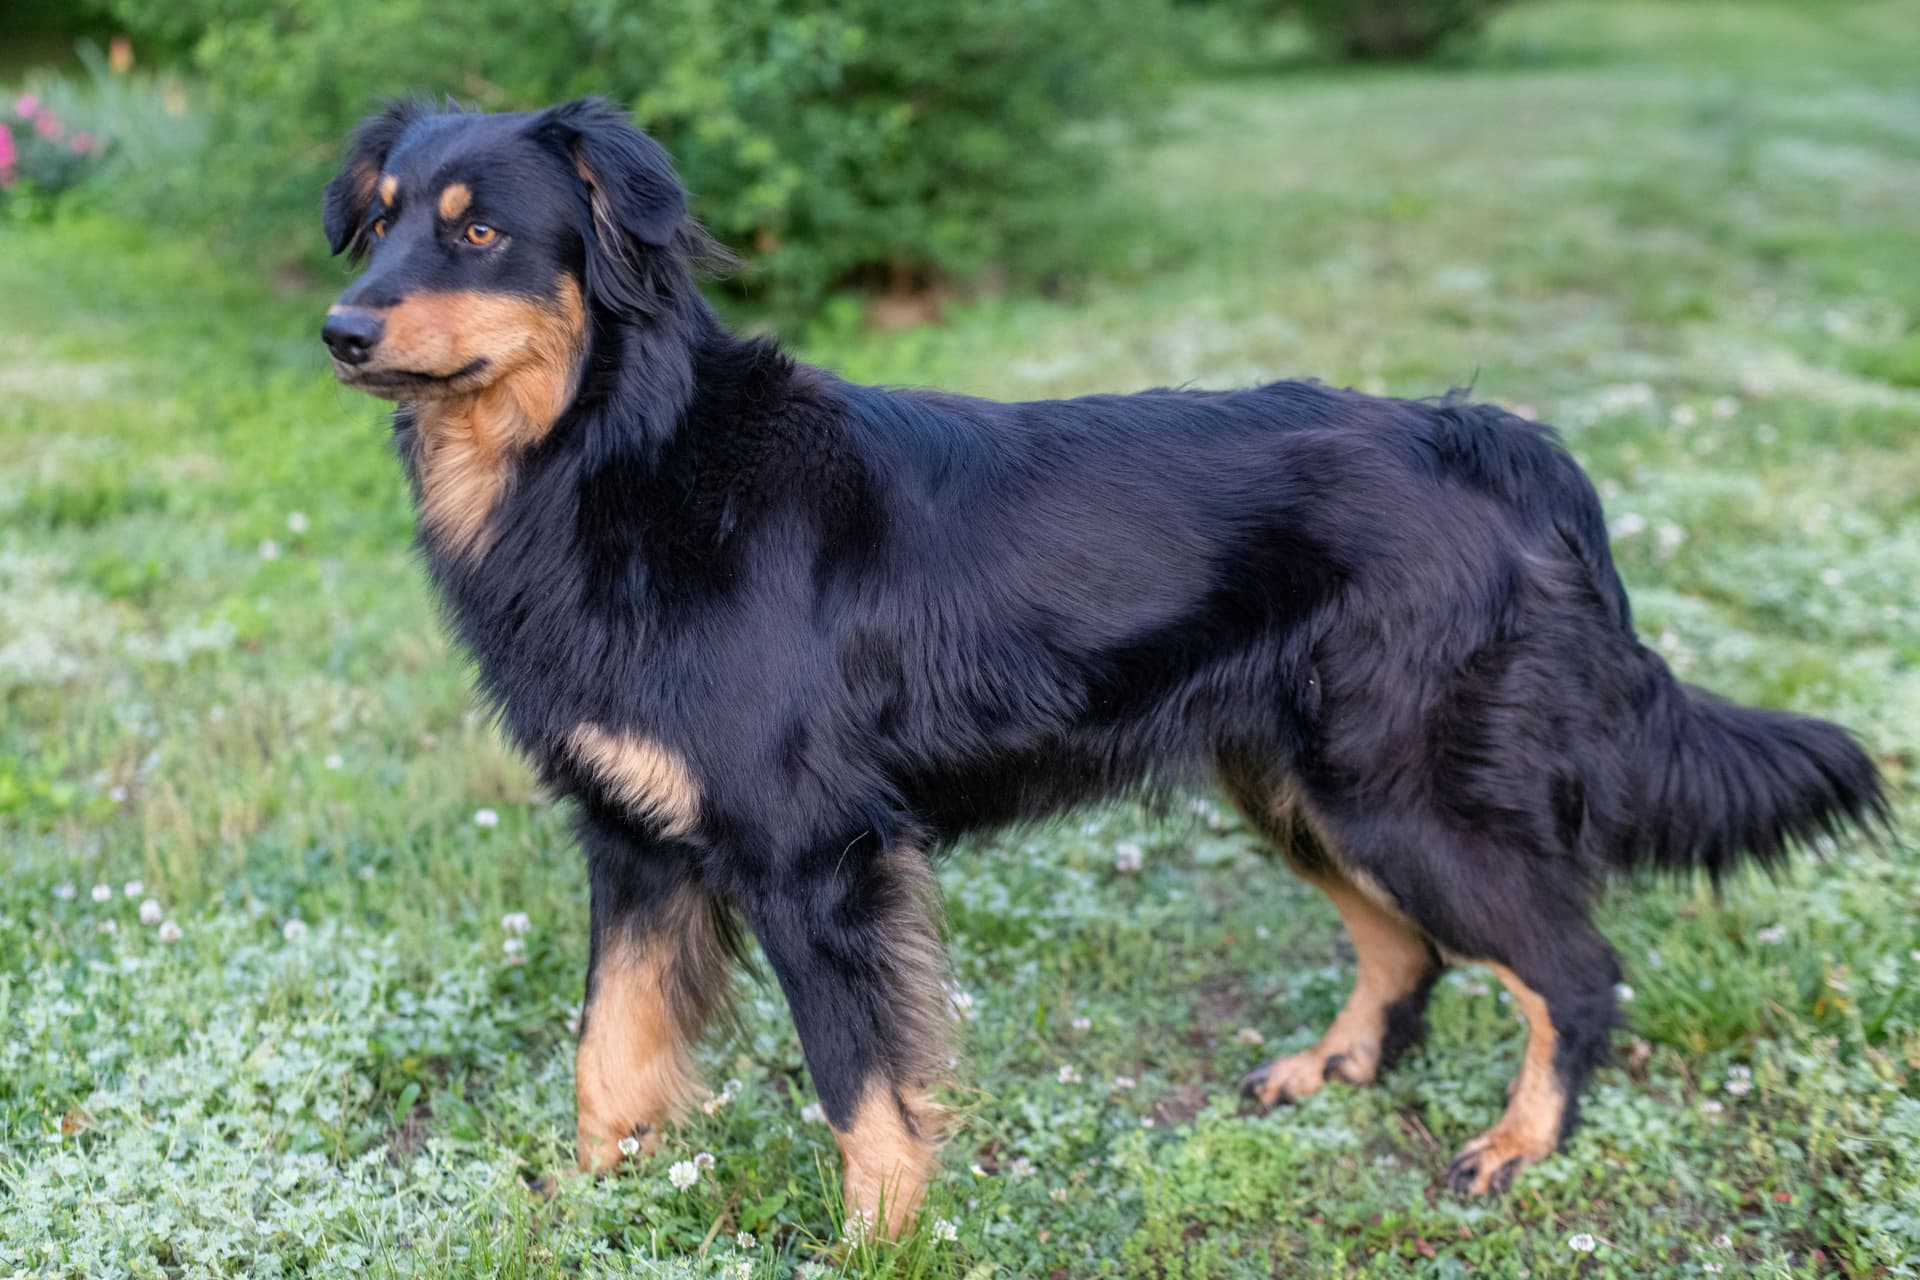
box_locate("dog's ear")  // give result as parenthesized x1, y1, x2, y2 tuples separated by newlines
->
(322, 102, 426, 259)
(534, 98, 691, 314)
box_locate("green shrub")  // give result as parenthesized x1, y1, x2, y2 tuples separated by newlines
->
(1294, 0, 1520, 60)
(94, 0, 1175, 310)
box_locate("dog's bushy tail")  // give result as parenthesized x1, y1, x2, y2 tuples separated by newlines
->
(1620, 669, 1886, 877)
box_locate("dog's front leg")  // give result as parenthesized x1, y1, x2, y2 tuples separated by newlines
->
(575, 817, 736, 1172)
(742, 827, 952, 1240)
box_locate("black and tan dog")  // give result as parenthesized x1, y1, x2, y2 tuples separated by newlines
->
(321, 99, 1884, 1236)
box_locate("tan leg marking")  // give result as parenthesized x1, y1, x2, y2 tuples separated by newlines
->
(567, 723, 701, 838)
(437, 181, 472, 221)
(575, 890, 733, 1172)
(834, 1085, 944, 1241)
(1445, 962, 1564, 1195)
(1243, 869, 1435, 1106)
(833, 841, 954, 1240)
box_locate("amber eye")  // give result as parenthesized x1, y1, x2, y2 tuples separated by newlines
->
(464, 222, 499, 247)
(371, 217, 388, 239)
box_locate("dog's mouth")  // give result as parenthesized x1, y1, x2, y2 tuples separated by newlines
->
(333, 358, 491, 401)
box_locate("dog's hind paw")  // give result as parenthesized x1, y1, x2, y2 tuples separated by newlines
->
(1239, 1045, 1376, 1108)
(1444, 1126, 1554, 1196)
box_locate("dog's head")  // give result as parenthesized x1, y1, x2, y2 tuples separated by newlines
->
(320, 98, 698, 401)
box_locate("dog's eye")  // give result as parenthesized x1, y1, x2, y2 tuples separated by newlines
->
(371, 217, 388, 239)
(464, 223, 499, 247)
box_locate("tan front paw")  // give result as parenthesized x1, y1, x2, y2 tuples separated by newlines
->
(576, 1118, 659, 1174)
(1444, 1124, 1556, 1195)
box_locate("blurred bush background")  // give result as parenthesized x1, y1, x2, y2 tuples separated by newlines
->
(9, 0, 1181, 309)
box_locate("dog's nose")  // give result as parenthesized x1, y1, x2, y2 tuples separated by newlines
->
(322, 308, 384, 365)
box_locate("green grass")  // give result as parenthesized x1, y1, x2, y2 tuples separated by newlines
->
(4, 2, 1919, 1275)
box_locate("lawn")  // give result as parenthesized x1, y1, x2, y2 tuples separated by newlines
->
(2, 2, 1918, 1275)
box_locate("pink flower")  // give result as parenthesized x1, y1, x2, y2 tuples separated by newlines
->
(13, 94, 37, 119)
(34, 110, 64, 143)
(0, 128, 15, 172)
(71, 132, 95, 154)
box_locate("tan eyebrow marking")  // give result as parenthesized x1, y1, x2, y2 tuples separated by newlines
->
(378, 173, 398, 205)
(438, 182, 472, 221)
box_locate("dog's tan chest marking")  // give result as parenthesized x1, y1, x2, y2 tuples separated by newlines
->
(403, 278, 585, 559)
(566, 723, 701, 837)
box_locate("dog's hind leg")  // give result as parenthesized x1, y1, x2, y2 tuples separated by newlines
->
(575, 819, 738, 1173)
(1303, 808, 1619, 1195)
(741, 828, 951, 1240)
(1438, 922, 1619, 1195)
(1222, 764, 1443, 1106)
(1239, 866, 1441, 1105)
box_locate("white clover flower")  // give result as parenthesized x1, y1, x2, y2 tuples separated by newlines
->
(500, 911, 531, 935)
(323, 754, 344, 770)
(473, 808, 500, 829)
(1140, 1115, 1155, 1128)
(1050, 1187, 1069, 1203)
(1070, 1015, 1092, 1031)
(123, 880, 144, 899)
(108, 785, 127, 803)
(842, 1208, 874, 1244)
(99, 919, 118, 935)
(90, 884, 112, 903)
(1057, 1064, 1082, 1085)
(1701, 1099, 1724, 1114)
(1755, 924, 1786, 945)
(1726, 1077, 1752, 1097)
(1009, 1157, 1035, 1179)
(1712, 1234, 1732, 1249)
(287, 511, 310, 533)
(502, 937, 526, 962)
(1112, 1075, 1136, 1092)
(801, 1102, 826, 1124)
(1703, 1264, 1722, 1274)
(693, 1151, 714, 1171)
(1113, 842, 1145, 873)
(55, 882, 77, 901)
(931, 1217, 958, 1243)
(668, 1160, 699, 1190)
(735, 1231, 755, 1249)
(732, 1263, 753, 1280)
(1670, 404, 1698, 428)
(283, 919, 309, 942)
(1612, 512, 1647, 538)
(1236, 1027, 1265, 1046)
(1614, 983, 1635, 1003)
(1569, 1233, 1597, 1253)
(1254, 924, 1271, 940)
(158, 920, 183, 943)
(617, 1135, 640, 1157)
(565, 1005, 581, 1035)
(139, 899, 163, 926)
(258, 538, 282, 560)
